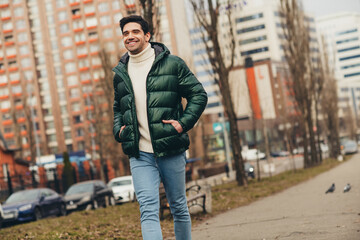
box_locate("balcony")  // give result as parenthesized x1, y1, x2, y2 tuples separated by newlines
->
(72, 15, 81, 20)
(77, 54, 88, 58)
(4, 132, 14, 138)
(1, 16, 10, 21)
(70, 1, 80, 7)
(83, 0, 93, 3)
(0, 3, 9, 8)
(2, 119, 12, 125)
(79, 67, 89, 72)
(75, 41, 86, 46)
(85, 12, 95, 17)
(0, 95, 9, 100)
(8, 67, 18, 72)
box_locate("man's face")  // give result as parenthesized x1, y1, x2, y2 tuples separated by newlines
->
(123, 22, 150, 55)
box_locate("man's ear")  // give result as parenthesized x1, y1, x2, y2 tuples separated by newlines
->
(145, 32, 151, 42)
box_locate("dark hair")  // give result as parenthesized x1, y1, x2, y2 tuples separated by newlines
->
(119, 15, 150, 34)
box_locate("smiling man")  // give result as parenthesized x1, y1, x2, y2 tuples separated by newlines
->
(112, 15, 207, 240)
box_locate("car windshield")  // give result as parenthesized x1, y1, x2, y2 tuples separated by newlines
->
(6, 189, 39, 204)
(109, 180, 131, 187)
(66, 183, 93, 195)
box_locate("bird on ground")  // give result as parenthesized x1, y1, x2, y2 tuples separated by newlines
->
(343, 183, 351, 193)
(325, 183, 335, 194)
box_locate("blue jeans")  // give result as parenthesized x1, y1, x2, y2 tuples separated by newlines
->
(130, 151, 191, 240)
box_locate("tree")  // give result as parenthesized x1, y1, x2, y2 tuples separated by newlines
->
(190, 0, 247, 186)
(88, 48, 129, 179)
(318, 38, 340, 158)
(280, 0, 320, 167)
(62, 151, 74, 192)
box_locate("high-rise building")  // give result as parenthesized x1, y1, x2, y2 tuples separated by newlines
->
(187, 0, 318, 116)
(0, 0, 191, 161)
(316, 12, 360, 119)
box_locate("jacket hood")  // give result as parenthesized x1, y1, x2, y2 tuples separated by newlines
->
(118, 42, 170, 66)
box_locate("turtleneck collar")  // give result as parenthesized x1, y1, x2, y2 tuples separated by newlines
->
(129, 43, 154, 63)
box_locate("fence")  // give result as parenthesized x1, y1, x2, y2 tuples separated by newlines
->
(0, 165, 105, 201)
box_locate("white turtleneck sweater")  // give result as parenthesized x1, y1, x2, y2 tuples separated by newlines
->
(128, 44, 155, 153)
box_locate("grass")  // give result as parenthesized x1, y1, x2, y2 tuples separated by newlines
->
(0, 157, 344, 240)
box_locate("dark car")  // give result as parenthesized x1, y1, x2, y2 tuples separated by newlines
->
(2, 188, 66, 224)
(64, 180, 115, 212)
(244, 162, 255, 179)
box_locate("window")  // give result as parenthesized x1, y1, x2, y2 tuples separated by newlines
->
(48, 134, 57, 142)
(71, 102, 81, 112)
(14, 7, 24, 17)
(11, 85, 22, 95)
(56, 0, 66, 8)
(0, 88, 9, 97)
(344, 72, 360, 78)
(73, 20, 84, 29)
(336, 37, 358, 45)
(61, 106, 68, 115)
(337, 28, 358, 36)
(24, 71, 33, 80)
(19, 45, 29, 55)
(60, 23, 70, 34)
(239, 35, 267, 45)
(98, 2, 109, 12)
(67, 75, 78, 86)
(82, 85, 92, 93)
(77, 141, 85, 150)
(45, 121, 55, 129)
(1, 101, 10, 109)
(76, 128, 84, 137)
(3, 21, 13, 30)
(105, 42, 115, 51)
(341, 63, 360, 70)
(1, 9, 10, 18)
(0, 75, 7, 84)
(91, 57, 101, 66)
(112, 1, 121, 9)
(241, 47, 269, 56)
(73, 115, 83, 124)
(63, 49, 74, 60)
(90, 44, 99, 52)
(21, 58, 31, 68)
(69, 88, 79, 98)
(80, 72, 91, 81)
(45, 2, 53, 11)
(84, 5, 95, 14)
(64, 131, 72, 140)
(65, 63, 76, 73)
(75, 33, 86, 42)
(9, 72, 19, 81)
(49, 28, 57, 38)
(338, 46, 360, 53)
(79, 59, 89, 68)
(61, 37, 72, 47)
(339, 54, 360, 61)
(237, 24, 265, 34)
(236, 13, 263, 23)
(86, 17, 97, 27)
(47, 16, 55, 25)
(42, 95, 52, 104)
(58, 92, 66, 101)
(77, 47, 87, 56)
(102, 28, 113, 38)
(17, 33, 28, 42)
(58, 11, 68, 21)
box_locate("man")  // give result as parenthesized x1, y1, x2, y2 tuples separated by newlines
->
(112, 15, 207, 240)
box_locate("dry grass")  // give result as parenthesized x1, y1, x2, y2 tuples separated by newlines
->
(0, 157, 343, 239)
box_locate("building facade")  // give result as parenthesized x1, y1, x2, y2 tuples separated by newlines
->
(0, 0, 191, 162)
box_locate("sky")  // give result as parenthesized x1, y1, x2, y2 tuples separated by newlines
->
(302, 0, 360, 17)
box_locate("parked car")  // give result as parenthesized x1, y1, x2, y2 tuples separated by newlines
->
(244, 162, 255, 179)
(108, 176, 135, 204)
(64, 180, 115, 212)
(2, 188, 66, 225)
(340, 140, 358, 155)
(0, 203, 3, 228)
(270, 151, 290, 157)
(241, 149, 266, 161)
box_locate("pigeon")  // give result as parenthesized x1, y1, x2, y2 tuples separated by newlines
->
(325, 183, 335, 194)
(343, 183, 351, 193)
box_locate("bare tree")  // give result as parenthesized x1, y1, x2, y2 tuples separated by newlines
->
(280, 0, 320, 168)
(319, 37, 340, 158)
(190, 0, 247, 186)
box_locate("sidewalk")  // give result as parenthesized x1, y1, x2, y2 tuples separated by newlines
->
(192, 155, 360, 240)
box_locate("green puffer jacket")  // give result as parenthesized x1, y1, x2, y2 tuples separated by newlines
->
(112, 42, 208, 158)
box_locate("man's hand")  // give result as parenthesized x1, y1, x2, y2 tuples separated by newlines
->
(119, 125, 126, 137)
(162, 120, 183, 133)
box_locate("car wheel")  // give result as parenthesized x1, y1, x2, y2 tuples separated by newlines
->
(92, 199, 98, 210)
(34, 207, 42, 221)
(58, 203, 66, 216)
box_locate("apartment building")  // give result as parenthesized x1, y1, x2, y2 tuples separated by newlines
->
(188, 0, 317, 117)
(0, 0, 191, 161)
(316, 12, 360, 119)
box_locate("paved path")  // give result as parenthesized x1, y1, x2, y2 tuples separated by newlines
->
(192, 154, 360, 240)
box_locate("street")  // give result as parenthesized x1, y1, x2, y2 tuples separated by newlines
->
(192, 153, 360, 239)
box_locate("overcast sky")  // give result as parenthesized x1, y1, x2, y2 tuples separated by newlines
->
(302, 0, 360, 17)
